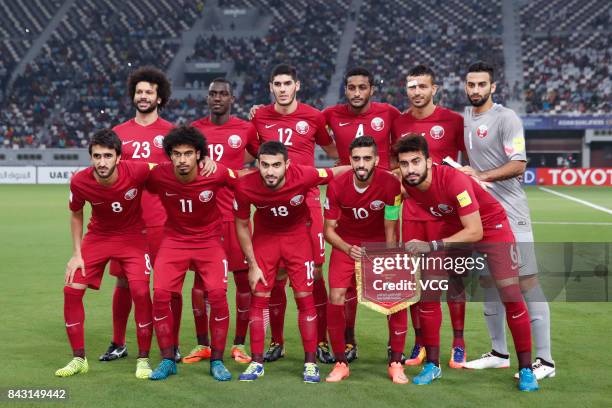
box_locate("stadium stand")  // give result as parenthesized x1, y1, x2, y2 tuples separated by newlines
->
(520, 0, 611, 114)
(186, 0, 350, 118)
(345, 0, 507, 112)
(2, 0, 201, 148)
(1, 0, 610, 147)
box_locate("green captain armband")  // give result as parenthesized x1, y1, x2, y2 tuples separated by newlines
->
(384, 204, 400, 220)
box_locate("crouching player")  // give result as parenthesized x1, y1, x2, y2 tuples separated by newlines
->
(57, 129, 154, 379)
(146, 126, 236, 381)
(324, 136, 409, 383)
(234, 141, 348, 383)
(397, 134, 538, 392)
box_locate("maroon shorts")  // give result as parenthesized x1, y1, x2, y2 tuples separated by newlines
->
(110, 225, 163, 278)
(153, 241, 228, 294)
(253, 230, 315, 293)
(328, 248, 357, 289)
(73, 233, 150, 290)
(309, 204, 325, 265)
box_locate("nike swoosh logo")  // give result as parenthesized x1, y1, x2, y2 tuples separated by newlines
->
(306, 315, 317, 322)
(154, 315, 168, 322)
(265, 124, 277, 129)
(138, 321, 152, 328)
(419, 309, 434, 314)
(307, 281, 314, 286)
(400, 133, 411, 138)
(215, 316, 229, 322)
(394, 330, 408, 335)
(255, 205, 269, 209)
(122, 140, 134, 145)
(339, 122, 351, 127)
(144, 270, 151, 275)
(484, 312, 497, 317)
(237, 308, 250, 313)
(165, 192, 177, 196)
(65, 322, 80, 327)
(512, 311, 526, 319)
(223, 279, 228, 283)
(92, 202, 103, 205)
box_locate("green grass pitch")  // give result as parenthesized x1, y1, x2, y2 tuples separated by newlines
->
(1, 185, 611, 408)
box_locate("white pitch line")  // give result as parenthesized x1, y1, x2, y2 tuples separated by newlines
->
(532, 221, 612, 226)
(538, 187, 612, 216)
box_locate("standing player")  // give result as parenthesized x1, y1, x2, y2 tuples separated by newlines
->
(185, 78, 259, 365)
(391, 64, 467, 368)
(323, 136, 408, 384)
(460, 62, 555, 379)
(146, 126, 236, 381)
(251, 64, 338, 364)
(56, 130, 153, 379)
(397, 134, 538, 391)
(234, 141, 347, 383)
(323, 68, 400, 361)
(100, 66, 179, 363)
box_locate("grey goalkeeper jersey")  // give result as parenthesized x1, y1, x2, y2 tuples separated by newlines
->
(464, 103, 532, 233)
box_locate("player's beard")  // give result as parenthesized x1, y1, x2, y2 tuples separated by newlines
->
(349, 95, 369, 110)
(354, 166, 374, 182)
(263, 173, 285, 189)
(274, 90, 296, 107)
(410, 93, 432, 108)
(403, 168, 427, 186)
(134, 99, 157, 114)
(176, 163, 193, 176)
(468, 91, 491, 107)
(94, 162, 117, 179)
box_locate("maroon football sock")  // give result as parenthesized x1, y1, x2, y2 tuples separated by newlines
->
(296, 295, 317, 358)
(269, 278, 287, 344)
(152, 289, 174, 359)
(313, 277, 328, 343)
(410, 303, 423, 345)
(249, 295, 269, 363)
(64, 286, 86, 357)
(327, 303, 347, 363)
(130, 280, 153, 357)
(344, 286, 358, 345)
(171, 292, 182, 348)
(233, 270, 251, 344)
(207, 289, 229, 361)
(111, 285, 131, 346)
(388, 309, 408, 358)
(191, 287, 210, 346)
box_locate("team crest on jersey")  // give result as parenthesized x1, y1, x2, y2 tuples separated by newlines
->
(228, 134, 242, 149)
(430, 125, 445, 140)
(290, 194, 305, 206)
(476, 125, 488, 138)
(295, 121, 309, 135)
(124, 188, 138, 200)
(370, 200, 385, 211)
(437, 203, 454, 214)
(153, 135, 165, 148)
(199, 190, 214, 202)
(370, 117, 384, 131)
